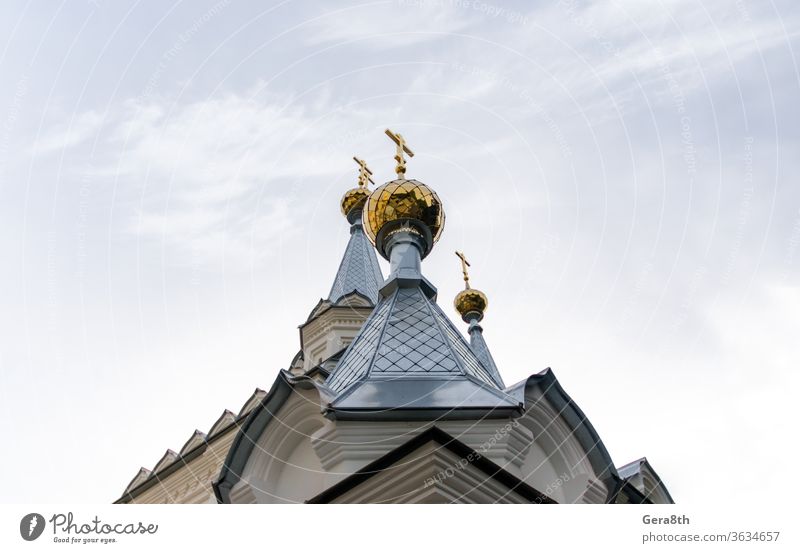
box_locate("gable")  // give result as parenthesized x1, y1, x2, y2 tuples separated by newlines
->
(208, 410, 236, 437)
(308, 427, 555, 504)
(237, 388, 267, 417)
(124, 468, 152, 494)
(616, 458, 674, 504)
(153, 450, 178, 472)
(179, 430, 207, 456)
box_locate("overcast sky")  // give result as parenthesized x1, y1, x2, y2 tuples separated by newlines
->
(0, 0, 798, 504)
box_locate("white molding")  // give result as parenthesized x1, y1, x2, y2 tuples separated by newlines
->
(208, 410, 236, 437)
(328, 441, 532, 504)
(153, 450, 178, 472)
(300, 304, 372, 372)
(310, 420, 520, 474)
(179, 431, 207, 456)
(237, 389, 266, 417)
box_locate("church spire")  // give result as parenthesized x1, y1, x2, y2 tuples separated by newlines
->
(453, 252, 504, 388)
(324, 131, 518, 420)
(327, 157, 384, 304)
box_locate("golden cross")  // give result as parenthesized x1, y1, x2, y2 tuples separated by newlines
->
(353, 156, 374, 188)
(385, 128, 414, 177)
(455, 251, 471, 289)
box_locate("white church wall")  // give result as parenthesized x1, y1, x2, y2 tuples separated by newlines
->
(512, 385, 610, 504)
(231, 388, 327, 503)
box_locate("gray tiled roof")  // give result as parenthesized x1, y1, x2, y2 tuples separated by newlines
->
(327, 221, 384, 304)
(325, 285, 518, 417)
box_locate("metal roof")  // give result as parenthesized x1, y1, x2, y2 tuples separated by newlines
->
(468, 320, 504, 388)
(327, 219, 384, 304)
(324, 284, 520, 419)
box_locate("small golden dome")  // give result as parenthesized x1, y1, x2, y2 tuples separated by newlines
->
(362, 178, 445, 247)
(340, 187, 369, 218)
(454, 288, 488, 322)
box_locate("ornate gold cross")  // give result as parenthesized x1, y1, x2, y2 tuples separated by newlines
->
(455, 251, 471, 289)
(385, 128, 414, 177)
(353, 156, 374, 188)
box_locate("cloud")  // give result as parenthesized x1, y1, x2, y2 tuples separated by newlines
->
(2, 0, 798, 507)
(30, 110, 104, 156)
(133, 198, 295, 268)
(90, 90, 392, 269)
(301, 0, 474, 47)
(72, 0, 795, 276)
(423, 0, 797, 129)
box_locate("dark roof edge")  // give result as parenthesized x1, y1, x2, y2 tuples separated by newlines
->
(328, 289, 376, 309)
(325, 404, 521, 421)
(510, 368, 620, 500)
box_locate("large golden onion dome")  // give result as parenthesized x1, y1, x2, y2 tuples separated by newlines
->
(340, 186, 369, 218)
(454, 288, 488, 322)
(362, 178, 445, 247)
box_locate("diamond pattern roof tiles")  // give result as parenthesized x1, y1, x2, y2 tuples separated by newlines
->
(325, 282, 518, 417)
(429, 301, 499, 387)
(327, 222, 384, 305)
(324, 297, 392, 393)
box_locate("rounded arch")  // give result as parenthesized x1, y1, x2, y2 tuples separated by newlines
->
(235, 387, 328, 503)
(517, 401, 589, 503)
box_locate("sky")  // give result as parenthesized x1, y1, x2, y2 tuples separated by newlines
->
(0, 0, 798, 505)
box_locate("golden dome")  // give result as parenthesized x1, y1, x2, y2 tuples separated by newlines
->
(362, 179, 445, 247)
(340, 186, 369, 217)
(454, 288, 488, 322)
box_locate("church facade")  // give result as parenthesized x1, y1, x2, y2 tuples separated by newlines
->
(116, 131, 673, 505)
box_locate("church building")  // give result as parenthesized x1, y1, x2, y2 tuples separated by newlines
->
(116, 130, 673, 504)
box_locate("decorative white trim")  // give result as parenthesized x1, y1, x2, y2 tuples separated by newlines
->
(124, 423, 240, 504)
(124, 468, 152, 493)
(328, 441, 532, 504)
(580, 478, 609, 504)
(179, 430, 207, 456)
(300, 304, 373, 372)
(238, 389, 266, 417)
(310, 420, 519, 473)
(208, 410, 236, 437)
(153, 450, 179, 472)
